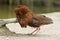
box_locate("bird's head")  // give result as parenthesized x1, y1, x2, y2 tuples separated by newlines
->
(39, 15, 53, 25)
(15, 5, 31, 15)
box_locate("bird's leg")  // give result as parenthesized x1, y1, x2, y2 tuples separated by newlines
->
(30, 27, 40, 35)
(34, 27, 40, 35)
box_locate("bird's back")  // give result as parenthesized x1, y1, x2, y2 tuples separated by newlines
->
(29, 14, 53, 28)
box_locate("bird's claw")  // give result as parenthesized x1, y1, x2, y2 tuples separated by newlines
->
(27, 33, 33, 35)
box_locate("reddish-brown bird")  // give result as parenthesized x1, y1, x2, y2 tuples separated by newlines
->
(15, 5, 53, 35)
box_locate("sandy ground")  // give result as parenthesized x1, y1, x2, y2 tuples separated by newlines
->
(0, 12, 60, 40)
(0, 34, 60, 40)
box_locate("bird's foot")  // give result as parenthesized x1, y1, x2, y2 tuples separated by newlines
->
(27, 33, 33, 35)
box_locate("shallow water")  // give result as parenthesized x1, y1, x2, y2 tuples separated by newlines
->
(0, 5, 15, 19)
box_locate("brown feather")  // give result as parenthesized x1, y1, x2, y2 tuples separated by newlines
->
(15, 5, 53, 28)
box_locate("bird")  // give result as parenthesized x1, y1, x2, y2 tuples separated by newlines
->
(15, 5, 53, 35)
